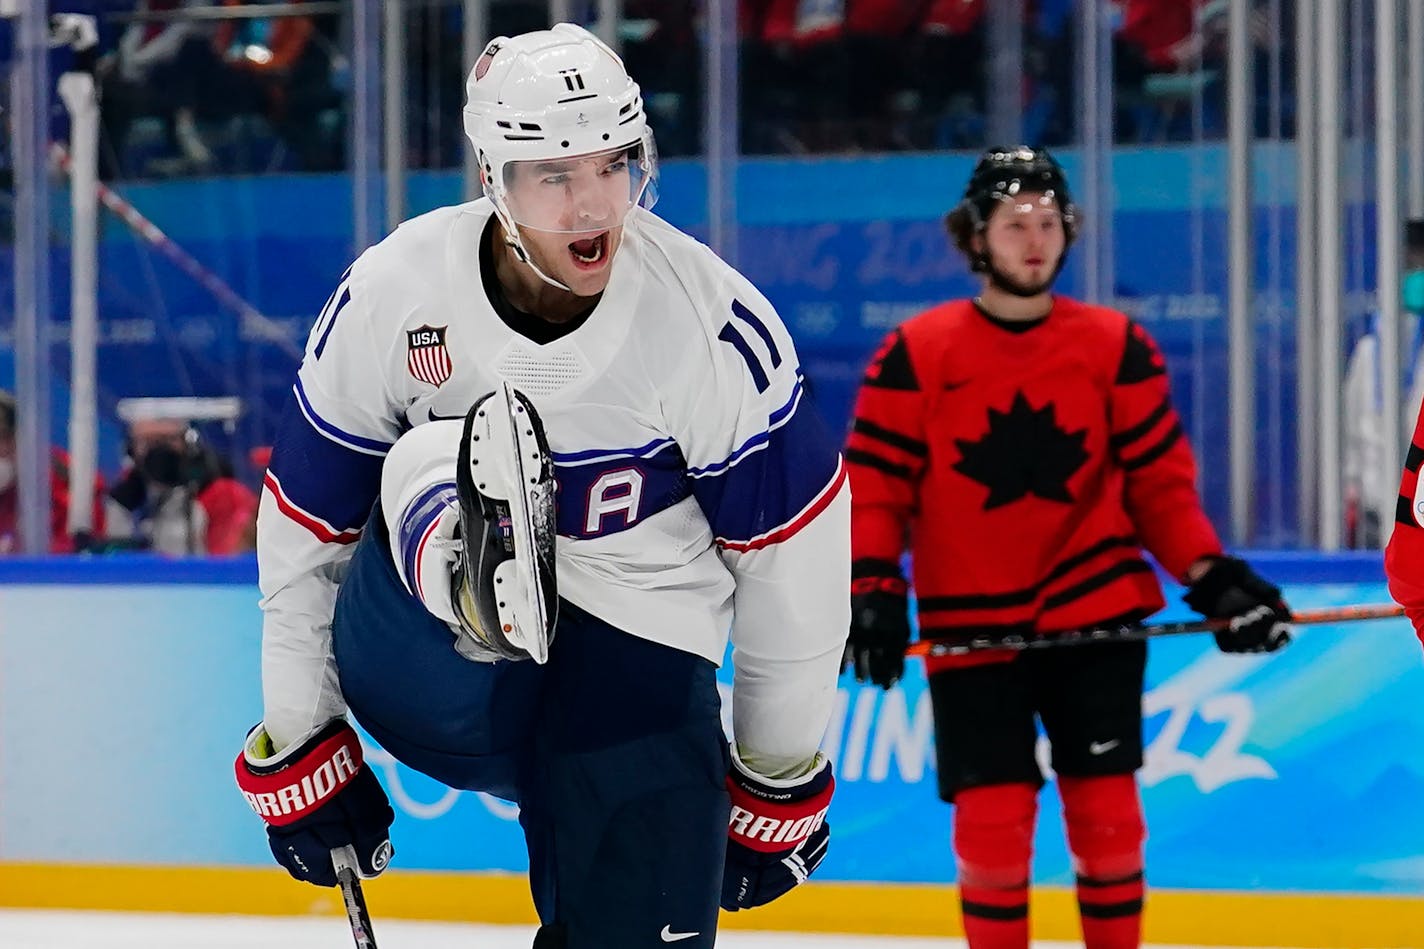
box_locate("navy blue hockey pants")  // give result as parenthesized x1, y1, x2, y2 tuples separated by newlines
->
(331, 506, 730, 948)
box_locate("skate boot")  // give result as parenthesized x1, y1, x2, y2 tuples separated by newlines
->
(450, 382, 558, 663)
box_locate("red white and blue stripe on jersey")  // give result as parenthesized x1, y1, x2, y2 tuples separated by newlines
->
(396, 482, 457, 599)
(268, 375, 840, 553)
(551, 438, 692, 539)
(689, 379, 845, 550)
(264, 385, 390, 544)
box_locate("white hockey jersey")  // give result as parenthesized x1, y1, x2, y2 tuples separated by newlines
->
(1342, 313, 1424, 546)
(257, 199, 850, 775)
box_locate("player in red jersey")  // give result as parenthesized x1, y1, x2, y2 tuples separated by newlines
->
(842, 146, 1291, 949)
(1385, 409, 1424, 637)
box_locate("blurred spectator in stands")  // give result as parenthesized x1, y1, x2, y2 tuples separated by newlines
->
(621, 1, 700, 156)
(0, 390, 107, 555)
(96, 0, 215, 177)
(211, 0, 343, 171)
(99, 0, 339, 176)
(406, 0, 549, 169)
(1343, 219, 1424, 548)
(1114, 0, 1283, 141)
(740, 0, 844, 153)
(910, 0, 987, 148)
(1118, 0, 1220, 74)
(815, 0, 930, 152)
(106, 415, 257, 555)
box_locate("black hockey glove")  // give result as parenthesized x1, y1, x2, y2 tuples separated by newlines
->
(844, 559, 911, 689)
(1183, 556, 1293, 654)
(235, 719, 395, 888)
(722, 750, 834, 911)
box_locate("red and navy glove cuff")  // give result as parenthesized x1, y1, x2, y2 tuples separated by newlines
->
(236, 719, 366, 828)
(727, 751, 834, 855)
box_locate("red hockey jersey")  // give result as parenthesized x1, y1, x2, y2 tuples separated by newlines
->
(846, 297, 1223, 673)
(1385, 405, 1424, 643)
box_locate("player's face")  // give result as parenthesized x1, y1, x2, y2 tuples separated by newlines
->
(513, 220, 625, 298)
(129, 419, 187, 458)
(503, 148, 641, 296)
(979, 194, 1066, 296)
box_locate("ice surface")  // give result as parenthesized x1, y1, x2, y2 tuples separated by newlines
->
(0, 909, 1296, 949)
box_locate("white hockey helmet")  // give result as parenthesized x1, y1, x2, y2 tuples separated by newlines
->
(464, 24, 658, 250)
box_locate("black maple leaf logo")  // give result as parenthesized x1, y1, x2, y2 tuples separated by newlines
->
(952, 392, 1089, 509)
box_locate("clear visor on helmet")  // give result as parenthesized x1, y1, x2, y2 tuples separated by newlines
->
(500, 140, 659, 234)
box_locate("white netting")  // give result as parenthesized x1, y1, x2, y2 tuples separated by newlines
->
(495, 346, 589, 397)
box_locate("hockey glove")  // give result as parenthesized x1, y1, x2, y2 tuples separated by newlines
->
(1183, 556, 1293, 654)
(844, 558, 911, 689)
(235, 719, 395, 887)
(721, 749, 834, 911)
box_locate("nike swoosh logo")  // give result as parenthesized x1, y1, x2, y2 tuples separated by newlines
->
(427, 407, 464, 422)
(943, 379, 972, 392)
(1088, 739, 1120, 755)
(660, 925, 699, 942)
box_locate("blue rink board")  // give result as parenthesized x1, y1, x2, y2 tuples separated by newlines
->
(1, 562, 1421, 896)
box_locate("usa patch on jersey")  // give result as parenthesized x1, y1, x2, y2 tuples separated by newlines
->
(407, 325, 453, 386)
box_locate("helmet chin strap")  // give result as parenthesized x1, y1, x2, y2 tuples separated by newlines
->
(491, 203, 575, 294)
(506, 234, 574, 294)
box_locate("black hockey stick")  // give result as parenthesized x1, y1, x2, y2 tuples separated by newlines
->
(332, 846, 379, 949)
(905, 602, 1405, 659)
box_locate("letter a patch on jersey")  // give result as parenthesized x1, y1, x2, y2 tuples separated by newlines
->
(407, 325, 453, 387)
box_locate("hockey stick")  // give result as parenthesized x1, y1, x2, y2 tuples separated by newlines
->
(49, 142, 305, 362)
(904, 603, 1405, 659)
(332, 846, 379, 949)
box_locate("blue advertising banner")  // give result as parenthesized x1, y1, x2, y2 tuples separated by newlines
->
(3, 573, 1420, 896)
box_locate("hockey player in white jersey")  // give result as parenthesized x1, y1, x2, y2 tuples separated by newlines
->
(233, 24, 849, 949)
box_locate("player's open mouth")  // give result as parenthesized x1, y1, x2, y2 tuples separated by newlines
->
(568, 233, 609, 269)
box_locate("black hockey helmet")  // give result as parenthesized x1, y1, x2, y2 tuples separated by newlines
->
(946, 146, 1078, 268)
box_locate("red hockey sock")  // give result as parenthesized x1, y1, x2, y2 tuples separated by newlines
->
(1059, 774, 1146, 949)
(952, 782, 1038, 949)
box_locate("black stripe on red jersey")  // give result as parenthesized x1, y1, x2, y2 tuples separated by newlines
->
(1115, 322, 1167, 384)
(1118, 422, 1184, 471)
(917, 535, 1138, 612)
(919, 586, 1036, 611)
(1407, 442, 1424, 474)
(1040, 559, 1155, 611)
(863, 331, 920, 391)
(1397, 494, 1417, 527)
(1077, 899, 1144, 919)
(1109, 397, 1172, 452)
(961, 900, 1029, 921)
(845, 447, 914, 480)
(852, 418, 929, 456)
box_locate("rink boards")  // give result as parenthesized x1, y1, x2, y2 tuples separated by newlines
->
(1, 555, 1422, 945)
